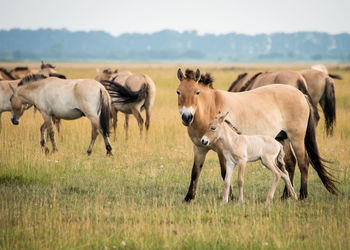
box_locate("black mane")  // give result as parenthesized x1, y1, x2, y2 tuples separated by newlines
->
(228, 72, 247, 92)
(199, 73, 214, 88)
(41, 62, 55, 69)
(240, 72, 263, 91)
(224, 119, 241, 134)
(18, 74, 47, 86)
(12, 66, 29, 72)
(0, 67, 15, 80)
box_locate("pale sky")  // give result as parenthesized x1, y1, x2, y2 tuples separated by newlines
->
(1, 0, 349, 36)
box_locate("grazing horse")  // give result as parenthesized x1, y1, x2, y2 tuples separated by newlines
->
(0, 68, 15, 81)
(9, 67, 37, 79)
(201, 112, 298, 204)
(228, 70, 320, 123)
(8, 74, 112, 155)
(177, 69, 337, 202)
(299, 68, 337, 135)
(97, 69, 156, 140)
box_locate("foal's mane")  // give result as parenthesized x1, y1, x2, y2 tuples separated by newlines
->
(240, 72, 263, 91)
(18, 74, 47, 86)
(0, 67, 15, 80)
(12, 66, 29, 72)
(185, 69, 214, 88)
(227, 72, 247, 92)
(224, 119, 241, 135)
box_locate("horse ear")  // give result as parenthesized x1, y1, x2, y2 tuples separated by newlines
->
(195, 69, 201, 82)
(8, 83, 17, 95)
(114, 69, 118, 73)
(218, 111, 229, 122)
(177, 68, 184, 81)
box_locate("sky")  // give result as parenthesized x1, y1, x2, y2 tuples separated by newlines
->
(1, 0, 350, 36)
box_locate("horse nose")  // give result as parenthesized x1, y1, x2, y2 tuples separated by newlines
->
(181, 113, 193, 126)
(11, 117, 19, 125)
(201, 138, 208, 146)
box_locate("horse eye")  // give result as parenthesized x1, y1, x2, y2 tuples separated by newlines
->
(176, 90, 181, 96)
(195, 90, 200, 95)
(211, 127, 216, 131)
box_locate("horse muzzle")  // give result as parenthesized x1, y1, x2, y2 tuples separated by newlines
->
(181, 113, 194, 126)
(200, 136, 209, 146)
(11, 117, 19, 125)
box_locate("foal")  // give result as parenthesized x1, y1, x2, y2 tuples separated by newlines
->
(200, 112, 298, 204)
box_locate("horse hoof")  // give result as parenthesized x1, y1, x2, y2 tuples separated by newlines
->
(183, 195, 194, 203)
(106, 152, 113, 156)
(87, 151, 92, 156)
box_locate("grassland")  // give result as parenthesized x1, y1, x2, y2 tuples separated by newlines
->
(0, 63, 349, 249)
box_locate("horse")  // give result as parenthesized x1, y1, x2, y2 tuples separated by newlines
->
(0, 68, 15, 81)
(9, 67, 37, 79)
(227, 70, 320, 123)
(311, 64, 343, 80)
(299, 68, 338, 135)
(8, 74, 112, 155)
(176, 68, 338, 202)
(39, 61, 67, 79)
(200, 112, 298, 204)
(97, 69, 156, 140)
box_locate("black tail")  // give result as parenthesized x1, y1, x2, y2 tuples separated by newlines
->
(304, 99, 339, 195)
(321, 78, 336, 136)
(49, 73, 66, 79)
(297, 79, 320, 123)
(99, 89, 110, 137)
(328, 73, 342, 80)
(103, 80, 148, 105)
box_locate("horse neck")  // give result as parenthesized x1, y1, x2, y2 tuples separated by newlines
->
(219, 122, 240, 150)
(17, 83, 41, 105)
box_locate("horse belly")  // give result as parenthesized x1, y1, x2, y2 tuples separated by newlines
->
(52, 108, 84, 120)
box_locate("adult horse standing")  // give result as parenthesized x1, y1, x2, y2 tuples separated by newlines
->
(39, 61, 67, 79)
(177, 69, 337, 201)
(8, 74, 112, 155)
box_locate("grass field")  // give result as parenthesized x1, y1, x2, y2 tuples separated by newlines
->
(0, 63, 349, 249)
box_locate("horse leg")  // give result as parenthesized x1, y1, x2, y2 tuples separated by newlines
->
(261, 156, 281, 203)
(131, 108, 144, 138)
(124, 114, 129, 140)
(111, 108, 118, 142)
(290, 137, 310, 200)
(145, 107, 151, 131)
(217, 146, 234, 200)
(280, 170, 298, 200)
(281, 140, 296, 199)
(237, 160, 246, 204)
(221, 160, 235, 205)
(42, 114, 58, 153)
(184, 145, 209, 202)
(0, 112, 2, 133)
(87, 120, 99, 155)
(40, 122, 50, 154)
(54, 118, 61, 135)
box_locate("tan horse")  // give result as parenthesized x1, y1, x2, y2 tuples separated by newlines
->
(177, 69, 337, 202)
(39, 61, 67, 79)
(8, 74, 112, 155)
(97, 69, 156, 140)
(299, 68, 337, 135)
(201, 112, 298, 204)
(0, 68, 15, 81)
(9, 67, 37, 79)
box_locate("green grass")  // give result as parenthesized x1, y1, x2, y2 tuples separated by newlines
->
(0, 63, 349, 249)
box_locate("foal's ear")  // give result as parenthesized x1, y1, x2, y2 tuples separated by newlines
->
(8, 83, 17, 95)
(177, 68, 185, 81)
(195, 68, 201, 82)
(218, 111, 229, 122)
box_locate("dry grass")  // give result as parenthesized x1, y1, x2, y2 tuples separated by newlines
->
(0, 63, 349, 249)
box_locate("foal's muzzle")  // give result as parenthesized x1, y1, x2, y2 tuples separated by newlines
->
(181, 113, 194, 126)
(201, 136, 209, 146)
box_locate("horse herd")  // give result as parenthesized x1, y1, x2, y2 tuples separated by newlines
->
(0, 62, 342, 203)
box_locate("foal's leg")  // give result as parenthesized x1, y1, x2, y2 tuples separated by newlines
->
(131, 108, 144, 137)
(124, 114, 129, 140)
(221, 160, 235, 205)
(217, 148, 234, 200)
(280, 171, 298, 200)
(281, 140, 296, 199)
(261, 156, 281, 203)
(237, 160, 246, 204)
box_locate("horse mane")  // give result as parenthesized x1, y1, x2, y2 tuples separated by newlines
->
(103, 68, 113, 74)
(12, 66, 29, 72)
(228, 72, 247, 92)
(224, 119, 241, 135)
(0, 67, 15, 80)
(184, 69, 196, 80)
(49, 72, 66, 79)
(18, 74, 47, 86)
(198, 73, 214, 88)
(41, 63, 55, 69)
(240, 72, 263, 91)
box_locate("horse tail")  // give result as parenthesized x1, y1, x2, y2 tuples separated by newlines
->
(304, 96, 339, 195)
(99, 88, 110, 137)
(103, 80, 148, 105)
(297, 79, 320, 124)
(328, 73, 342, 80)
(321, 78, 336, 136)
